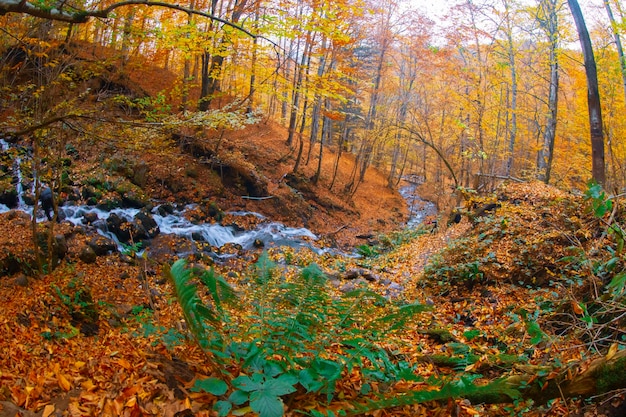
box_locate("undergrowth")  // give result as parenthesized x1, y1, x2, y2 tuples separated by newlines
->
(166, 252, 519, 416)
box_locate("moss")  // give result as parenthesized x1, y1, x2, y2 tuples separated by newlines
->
(416, 354, 480, 368)
(418, 328, 457, 343)
(595, 355, 626, 393)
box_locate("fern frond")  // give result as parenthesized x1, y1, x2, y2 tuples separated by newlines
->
(374, 303, 433, 332)
(200, 267, 237, 315)
(254, 251, 277, 285)
(166, 259, 219, 350)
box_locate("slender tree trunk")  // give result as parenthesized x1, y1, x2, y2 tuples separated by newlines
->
(287, 33, 312, 147)
(504, 23, 518, 176)
(120, 10, 135, 65)
(199, 0, 248, 111)
(313, 99, 331, 184)
(537, 0, 560, 184)
(181, 1, 195, 112)
(247, 3, 260, 114)
(568, 0, 606, 185)
(330, 122, 349, 190)
(604, 0, 626, 102)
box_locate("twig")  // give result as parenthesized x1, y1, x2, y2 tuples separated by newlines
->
(328, 225, 348, 235)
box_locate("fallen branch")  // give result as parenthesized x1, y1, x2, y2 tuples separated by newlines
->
(328, 225, 348, 235)
(474, 173, 525, 183)
(241, 195, 275, 200)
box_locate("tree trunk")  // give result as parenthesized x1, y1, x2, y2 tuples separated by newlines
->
(604, 0, 626, 103)
(568, 0, 606, 186)
(536, 0, 560, 184)
(199, 0, 248, 111)
(287, 33, 312, 147)
(504, 5, 518, 177)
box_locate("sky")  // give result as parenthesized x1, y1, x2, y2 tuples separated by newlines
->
(399, 0, 611, 44)
(402, 0, 609, 24)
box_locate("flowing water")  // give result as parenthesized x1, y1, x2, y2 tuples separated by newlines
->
(399, 183, 437, 228)
(0, 138, 322, 256)
(2, 139, 434, 256)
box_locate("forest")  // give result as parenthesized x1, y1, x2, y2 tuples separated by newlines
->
(1, 0, 626, 416)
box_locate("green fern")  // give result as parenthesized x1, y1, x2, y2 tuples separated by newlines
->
(169, 252, 503, 416)
(165, 259, 235, 354)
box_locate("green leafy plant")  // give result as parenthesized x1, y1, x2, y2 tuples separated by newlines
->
(585, 181, 613, 218)
(169, 252, 521, 416)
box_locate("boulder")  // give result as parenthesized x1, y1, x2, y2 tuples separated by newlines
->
(82, 212, 99, 225)
(79, 246, 97, 264)
(106, 213, 131, 243)
(87, 235, 118, 256)
(133, 211, 159, 239)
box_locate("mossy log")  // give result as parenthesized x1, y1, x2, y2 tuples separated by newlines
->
(476, 348, 626, 405)
(516, 348, 626, 404)
(392, 350, 626, 407)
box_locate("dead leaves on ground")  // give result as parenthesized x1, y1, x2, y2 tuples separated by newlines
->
(0, 181, 620, 416)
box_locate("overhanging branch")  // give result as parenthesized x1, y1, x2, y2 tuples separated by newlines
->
(0, 0, 257, 38)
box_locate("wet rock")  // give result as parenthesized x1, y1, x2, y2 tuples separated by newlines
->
(218, 242, 243, 256)
(122, 190, 148, 208)
(157, 204, 175, 216)
(106, 213, 131, 243)
(0, 188, 18, 208)
(87, 235, 118, 256)
(82, 211, 99, 225)
(133, 211, 160, 239)
(191, 232, 205, 242)
(97, 197, 123, 211)
(119, 253, 135, 265)
(148, 235, 197, 264)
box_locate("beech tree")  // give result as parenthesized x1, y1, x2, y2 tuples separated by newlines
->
(567, 0, 606, 186)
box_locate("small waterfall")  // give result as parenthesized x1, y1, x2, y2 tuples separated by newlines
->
(58, 204, 320, 254)
(399, 183, 437, 228)
(14, 153, 27, 210)
(1, 138, 31, 213)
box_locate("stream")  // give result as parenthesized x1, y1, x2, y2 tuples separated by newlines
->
(399, 182, 437, 228)
(1, 139, 435, 259)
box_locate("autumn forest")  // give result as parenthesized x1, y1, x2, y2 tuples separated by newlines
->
(1, 0, 626, 416)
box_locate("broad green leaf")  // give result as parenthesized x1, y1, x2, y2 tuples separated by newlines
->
(214, 400, 232, 417)
(192, 377, 228, 395)
(233, 374, 264, 392)
(228, 389, 249, 405)
(249, 391, 285, 417)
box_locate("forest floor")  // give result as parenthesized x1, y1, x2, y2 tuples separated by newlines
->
(1, 41, 626, 417)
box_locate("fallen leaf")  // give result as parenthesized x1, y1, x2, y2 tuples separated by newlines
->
(606, 343, 619, 361)
(116, 358, 132, 370)
(42, 404, 55, 417)
(57, 372, 71, 392)
(571, 301, 583, 315)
